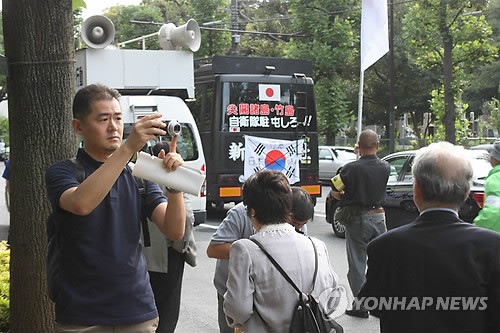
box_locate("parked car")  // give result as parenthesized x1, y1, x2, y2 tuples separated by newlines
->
(318, 146, 357, 183)
(326, 149, 491, 238)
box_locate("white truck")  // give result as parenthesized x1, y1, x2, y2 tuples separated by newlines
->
(74, 17, 207, 224)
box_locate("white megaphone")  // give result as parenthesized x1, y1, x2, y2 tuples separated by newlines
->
(158, 19, 201, 52)
(80, 15, 116, 49)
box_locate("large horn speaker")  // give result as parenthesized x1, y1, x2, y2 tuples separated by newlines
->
(81, 15, 116, 49)
(158, 19, 201, 52)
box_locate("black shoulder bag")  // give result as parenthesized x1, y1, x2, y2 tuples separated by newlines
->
(251, 237, 343, 333)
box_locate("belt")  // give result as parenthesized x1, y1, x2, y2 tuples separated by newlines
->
(367, 207, 384, 214)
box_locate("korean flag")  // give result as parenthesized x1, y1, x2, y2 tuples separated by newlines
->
(259, 84, 281, 102)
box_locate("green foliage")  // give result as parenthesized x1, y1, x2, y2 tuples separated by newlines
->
(0, 242, 9, 332)
(190, 0, 231, 57)
(430, 87, 470, 144)
(403, 1, 496, 74)
(105, 5, 164, 49)
(402, 0, 497, 142)
(482, 97, 500, 130)
(237, 0, 292, 57)
(0, 117, 8, 145)
(287, 0, 358, 141)
(142, 0, 190, 23)
(72, 0, 86, 11)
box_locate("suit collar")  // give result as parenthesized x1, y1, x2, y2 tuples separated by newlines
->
(416, 210, 463, 225)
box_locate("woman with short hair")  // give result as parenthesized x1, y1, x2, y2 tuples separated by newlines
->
(224, 170, 340, 333)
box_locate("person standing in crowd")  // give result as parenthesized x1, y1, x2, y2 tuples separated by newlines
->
(330, 129, 390, 318)
(359, 142, 500, 333)
(473, 139, 500, 232)
(45, 84, 186, 331)
(140, 141, 197, 333)
(207, 186, 314, 333)
(223, 170, 339, 332)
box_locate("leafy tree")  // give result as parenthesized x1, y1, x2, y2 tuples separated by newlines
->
(362, 3, 440, 146)
(402, 0, 496, 143)
(463, 0, 500, 114)
(3, 0, 77, 330)
(0, 12, 7, 100)
(237, 0, 293, 57)
(105, 5, 163, 49)
(287, 0, 358, 144)
(142, 0, 191, 24)
(0, 117, 8, 145)
(190, 0, 231, 58)
(481, 97, 500, 132)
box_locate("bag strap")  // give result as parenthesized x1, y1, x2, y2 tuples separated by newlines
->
(133, 176, 150, 247)
(251, 236, 318, 295)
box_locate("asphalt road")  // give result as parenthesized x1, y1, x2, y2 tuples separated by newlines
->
(0, 168, 380, 332)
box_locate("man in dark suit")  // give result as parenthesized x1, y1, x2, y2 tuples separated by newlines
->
(359, 141, 500, 333)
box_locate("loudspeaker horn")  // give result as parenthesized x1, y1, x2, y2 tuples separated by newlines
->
(158, 19, 201, 52)
(81, 15, 116, 49)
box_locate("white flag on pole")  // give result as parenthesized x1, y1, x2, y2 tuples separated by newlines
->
(360, 0, 389, 72)
(244, 135, 303, 184)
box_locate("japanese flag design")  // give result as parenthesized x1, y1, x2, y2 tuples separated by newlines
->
(259, 84, 281, 101)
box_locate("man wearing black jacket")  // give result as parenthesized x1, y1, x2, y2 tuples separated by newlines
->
(359, 142, 500, 332)
(331, 129, 390, 318)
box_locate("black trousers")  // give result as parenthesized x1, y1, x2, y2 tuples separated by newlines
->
(149, 248, 186, 333)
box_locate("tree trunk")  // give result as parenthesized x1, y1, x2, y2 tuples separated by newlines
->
(3, 0, 76, 331)
(442, 37, 455, 143)
(440, 0, 456, 143)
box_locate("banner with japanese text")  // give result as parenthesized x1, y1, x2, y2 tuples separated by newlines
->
(244, 135, 303, 184)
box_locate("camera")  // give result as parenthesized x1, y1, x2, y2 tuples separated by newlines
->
(167, 120, 182, 137)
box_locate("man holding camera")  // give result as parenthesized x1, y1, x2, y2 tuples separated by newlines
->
(45, 84, 186, 331)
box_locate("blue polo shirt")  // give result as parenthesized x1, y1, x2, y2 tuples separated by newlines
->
(45, 149, 166, 325)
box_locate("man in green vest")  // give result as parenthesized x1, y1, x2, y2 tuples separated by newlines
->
(474, 139, 500, 232)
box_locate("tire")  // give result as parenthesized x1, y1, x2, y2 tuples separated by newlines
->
(332, 206, 346, 239)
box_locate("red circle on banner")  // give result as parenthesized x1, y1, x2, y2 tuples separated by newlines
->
(266, 88, 274, 98)
(265, 150, 286, 171)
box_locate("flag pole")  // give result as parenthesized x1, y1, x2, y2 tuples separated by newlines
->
(357, 68, 365, 141)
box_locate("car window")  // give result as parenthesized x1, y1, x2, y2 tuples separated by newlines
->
(469, 158, 492, 180)
(385, 155, 409, 182)
(336, 150, 356, 160)
(319, 148, 333, 160)
(402, 158, 414, 182)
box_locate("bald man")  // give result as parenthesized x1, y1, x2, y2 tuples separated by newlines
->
(331, 129, 390, 318)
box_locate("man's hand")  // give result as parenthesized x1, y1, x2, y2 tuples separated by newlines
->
(331, 190, 343, 200)
(123, 114, 166, 153)
(157, 134, 184, 172)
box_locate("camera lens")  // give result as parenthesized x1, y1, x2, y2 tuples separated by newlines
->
(167, 120, 182, 137)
